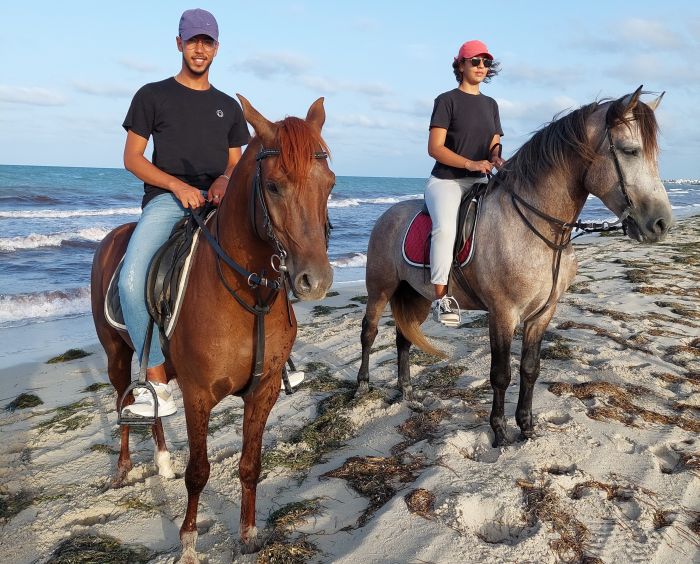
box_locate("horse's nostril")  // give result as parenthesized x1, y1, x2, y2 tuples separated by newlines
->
(297, 273, 312, 292)
(653, 217, 668, 234)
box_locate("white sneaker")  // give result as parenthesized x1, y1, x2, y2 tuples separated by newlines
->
(122, 382, 177, 418)
(431, 296, 461, 327)
(281, 370, 305, 390)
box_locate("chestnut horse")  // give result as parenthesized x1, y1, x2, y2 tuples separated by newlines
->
(357, 87, 672, 447)
(91, 96, 334, 560)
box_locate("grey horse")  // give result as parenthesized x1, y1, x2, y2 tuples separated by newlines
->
(356, 87, 672, 447)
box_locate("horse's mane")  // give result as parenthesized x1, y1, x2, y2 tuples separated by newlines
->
(499, 97, 659, 188)
(273, 117, 330, 185)
(498, 102, 600, 188)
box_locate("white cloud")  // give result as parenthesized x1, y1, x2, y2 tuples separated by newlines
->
(503, 64, 583, 89)
(0, 86, 66, 106)
(496, 96, 578, 122)
(608, 55, 700, 88)
(234, 52, 311, 79)
(372, 98, 433, 117)
(117, 58, 159, 73)
(618, 18, 686, 50)
(352, 18, 380, 32)
(73, 81, 134, 98)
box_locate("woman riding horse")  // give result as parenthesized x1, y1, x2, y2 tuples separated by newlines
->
(426, 40, 506, 327)
(357, 86, 671, 449)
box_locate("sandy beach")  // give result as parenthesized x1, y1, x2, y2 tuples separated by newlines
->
(1, 216, 698, 563)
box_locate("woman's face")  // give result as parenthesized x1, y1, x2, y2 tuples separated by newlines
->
(460, 56, 491, 85)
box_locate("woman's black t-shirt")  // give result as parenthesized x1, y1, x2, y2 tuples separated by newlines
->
(123, 77, 251, 207)
(429, 89, 503, 180)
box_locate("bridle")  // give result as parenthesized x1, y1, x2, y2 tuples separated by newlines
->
(504, 106, 638, 322)
(190, 145, 329, 396)
(250, 147, 331, 276)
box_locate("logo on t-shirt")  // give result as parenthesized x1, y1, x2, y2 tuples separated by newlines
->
(216, 109, 224, 118)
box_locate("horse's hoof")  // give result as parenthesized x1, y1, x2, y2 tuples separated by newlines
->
(176, 547, 199, 564)
(240, 529, 263, 554)
(155, 450, 176, 479)
(518, 429, 534, 442)
(492, 431, 510, 448)
(354, 381, 370, 398)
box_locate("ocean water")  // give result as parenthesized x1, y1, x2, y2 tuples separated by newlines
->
(1, 163, 698, 335)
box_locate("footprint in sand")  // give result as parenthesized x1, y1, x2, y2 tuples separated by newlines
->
(611, 433, 636, 454)
(650, 444, 680, 474)
(541, 410, 572, 426)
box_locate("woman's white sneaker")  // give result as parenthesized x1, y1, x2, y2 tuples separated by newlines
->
(431, 296, 461, 327)
(122, 382, 177, 418)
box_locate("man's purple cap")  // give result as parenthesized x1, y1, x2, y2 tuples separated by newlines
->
(179, 8, 219, 41)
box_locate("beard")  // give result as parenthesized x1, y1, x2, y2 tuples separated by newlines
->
(182, 54, 213, 76)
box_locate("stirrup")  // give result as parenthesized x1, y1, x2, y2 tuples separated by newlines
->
(117, 381, 159, 426)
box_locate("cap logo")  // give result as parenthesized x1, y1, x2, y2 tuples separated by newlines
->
(216, 109, 224, 118)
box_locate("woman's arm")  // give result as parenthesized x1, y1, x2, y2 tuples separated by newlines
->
(428, 127, 493, 174)
(489, 134, 506, 170)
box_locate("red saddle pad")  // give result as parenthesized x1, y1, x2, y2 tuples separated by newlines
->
(402, 211, 472, 267)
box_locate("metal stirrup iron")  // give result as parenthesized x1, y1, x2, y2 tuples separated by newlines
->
(118, 318, 159, 426)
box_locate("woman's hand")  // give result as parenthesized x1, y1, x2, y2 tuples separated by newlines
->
(173, 184, 205, 209)
(207, 176, 229, 206)
(465, 159, 494, 174)
(490, 156, 506, 170)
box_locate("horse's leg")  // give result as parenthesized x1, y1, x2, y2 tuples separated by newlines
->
(516, 309, 556, 441)
(151, 364, 177, 479)
(106, 342, 135, 488)
(488, 311, 517, 448)
(396, 299, 430, 401)
(356, 289, 393, 396)
(151, 420, 176, 479)
(178, 392, 213, 564)
(239, 378, 280, 553)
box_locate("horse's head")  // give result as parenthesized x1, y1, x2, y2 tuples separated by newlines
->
(584, 86, 672, 242)
(237, 95, 335, 300)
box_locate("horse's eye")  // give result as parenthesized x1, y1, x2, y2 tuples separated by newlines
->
(266, 182, 279, 194)
(622, 147, 639, 157)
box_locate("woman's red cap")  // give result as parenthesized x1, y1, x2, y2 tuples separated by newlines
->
(455, 40, 493, 61)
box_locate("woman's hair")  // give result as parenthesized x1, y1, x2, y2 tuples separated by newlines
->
(452, 58, 500, 83)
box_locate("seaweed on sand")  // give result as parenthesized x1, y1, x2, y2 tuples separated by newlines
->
(46, 348, 91, 363)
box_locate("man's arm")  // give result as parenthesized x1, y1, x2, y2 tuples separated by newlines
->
(207, 146, 243, 204)
(123, 130, 205, 209)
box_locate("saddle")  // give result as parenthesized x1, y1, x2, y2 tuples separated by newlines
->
(105, 206, 215, 340)
(402, 181, 488, 268)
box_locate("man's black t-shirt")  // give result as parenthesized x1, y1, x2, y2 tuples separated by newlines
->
(429, 89, 503, 180)
(123, 77, 251, 207)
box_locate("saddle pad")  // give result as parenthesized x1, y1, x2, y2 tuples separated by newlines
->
(402, 212, 474, 268)
(104, 218, 206, 338)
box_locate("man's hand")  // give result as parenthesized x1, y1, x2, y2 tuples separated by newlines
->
(173, 184, 205, 209)
(207, 175, 229, 206)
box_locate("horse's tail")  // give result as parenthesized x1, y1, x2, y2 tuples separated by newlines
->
(390, 282, 446, 359)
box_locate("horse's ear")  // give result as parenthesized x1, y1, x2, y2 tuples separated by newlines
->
(647, 91, 665, 112)
(306, 97, 326, 132)
(621, 85, 643, 114)
(236, 94, 276, 144)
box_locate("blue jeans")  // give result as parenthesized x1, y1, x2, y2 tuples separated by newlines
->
(119, 193, 189, 368)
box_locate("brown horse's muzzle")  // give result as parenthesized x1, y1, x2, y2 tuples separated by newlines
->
(289, 260, 334, 300)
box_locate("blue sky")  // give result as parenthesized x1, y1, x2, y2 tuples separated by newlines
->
(2, 1, 698, 179)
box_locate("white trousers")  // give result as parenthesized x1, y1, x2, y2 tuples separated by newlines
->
(423, 174, 486, 286)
